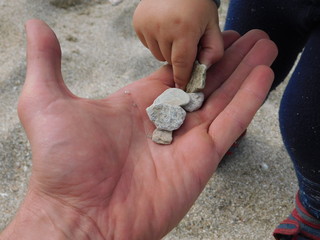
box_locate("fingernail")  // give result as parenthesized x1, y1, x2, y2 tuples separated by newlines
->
(198, 59, 210, 70)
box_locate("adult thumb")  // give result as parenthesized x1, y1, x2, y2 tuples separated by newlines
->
(19, 19, 70, 123)
(23, 19, 68, 102)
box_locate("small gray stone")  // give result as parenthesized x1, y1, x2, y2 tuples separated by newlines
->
(152, 129, 173, 145)
(183, 92, 205, 112)
(108, 0, 123, 5)
(146, 103, 186, 131)
(154, 88, 190, 106)
(186, 61, 207, 93)
(260, 162, 269, 171)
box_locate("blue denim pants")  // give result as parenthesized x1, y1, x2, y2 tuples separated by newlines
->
(225, 0, 320, 219)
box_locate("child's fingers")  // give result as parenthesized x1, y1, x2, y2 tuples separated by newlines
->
(158, 40, 173, 65)
(145, 37, 166, 62)
(171, 37, 198, 89)
(221, 30, 241, 49)
(198, 25, 224, 67)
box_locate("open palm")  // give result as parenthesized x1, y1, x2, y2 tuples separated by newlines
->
(18, 20, 277, 239)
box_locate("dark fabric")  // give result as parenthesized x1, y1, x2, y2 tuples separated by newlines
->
(224, 0, 320, 229)
(213, 0, 220, 8)
(279, 24, 320, 219)
(224, 0, 319, 90)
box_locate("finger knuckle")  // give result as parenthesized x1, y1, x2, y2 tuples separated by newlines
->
(171, 54, 189, 68)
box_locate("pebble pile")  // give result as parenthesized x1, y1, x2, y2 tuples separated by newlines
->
(146, 61, 207, 144)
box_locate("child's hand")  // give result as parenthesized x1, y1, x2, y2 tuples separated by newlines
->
(133, 0, 223, 89)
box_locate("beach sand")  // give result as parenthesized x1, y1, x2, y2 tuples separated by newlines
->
(0, 0, 296, 239)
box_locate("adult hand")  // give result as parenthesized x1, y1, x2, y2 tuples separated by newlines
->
(1, 19, 277, 240)
(133, 0, 223, 89)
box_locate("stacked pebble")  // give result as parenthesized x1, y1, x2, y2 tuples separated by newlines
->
(146, 61, 207, 144)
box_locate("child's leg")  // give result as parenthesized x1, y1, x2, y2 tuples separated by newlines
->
(225, 0, 320, 238)
(224, 0, 309, 90)
(275, 27, 320, 236)
(279, 24, 320, 220)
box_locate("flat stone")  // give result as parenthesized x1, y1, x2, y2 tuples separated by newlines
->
(154, 88, 190, 106)
(146, 103, 186, 131)
(186, 61, 207, 93)
(183, 92, 205, 112)
(152, 129, 173, 145)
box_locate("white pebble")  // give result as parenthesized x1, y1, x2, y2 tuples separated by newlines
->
(260, 162, 269, 171)
(108, 0, 123, 6)
(154, 88, 190, 106)
(183, 92, 205, 112)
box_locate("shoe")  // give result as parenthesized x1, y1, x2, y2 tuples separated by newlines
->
(273, 192, 320, 240)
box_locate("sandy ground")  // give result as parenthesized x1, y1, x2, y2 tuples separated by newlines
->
(0, 0, 297, 239)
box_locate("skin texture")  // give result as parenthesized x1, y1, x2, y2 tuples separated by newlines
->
(0, 19, 277, 240)
(133, 0, 224, 89)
